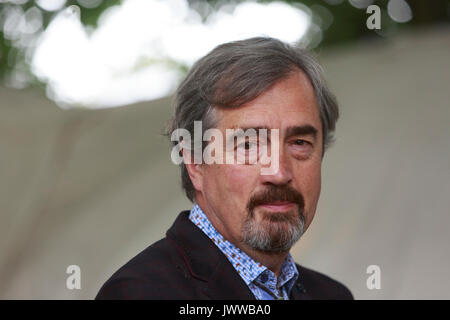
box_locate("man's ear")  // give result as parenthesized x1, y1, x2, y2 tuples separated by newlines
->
(182, 148, 204, 193)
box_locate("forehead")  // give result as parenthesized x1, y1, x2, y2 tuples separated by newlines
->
(215, 70, 321, 133)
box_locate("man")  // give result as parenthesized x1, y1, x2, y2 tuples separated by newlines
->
(96, 37, 353, 300)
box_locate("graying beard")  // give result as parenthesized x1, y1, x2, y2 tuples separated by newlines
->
(241, 213, 305, 253)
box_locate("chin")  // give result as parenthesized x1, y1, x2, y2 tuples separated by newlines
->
(241, 208, 305, 253)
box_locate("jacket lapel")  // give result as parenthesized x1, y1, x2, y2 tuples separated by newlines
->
(288, 264, 313, 300)
(202, 256, 255, 299)
(166, 211, 255, 300)
(289, 280, 312, 300)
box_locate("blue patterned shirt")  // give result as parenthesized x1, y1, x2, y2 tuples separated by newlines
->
(189, 204, 299, 300)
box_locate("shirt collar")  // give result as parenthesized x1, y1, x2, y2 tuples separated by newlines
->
(189, 204, 299, 289)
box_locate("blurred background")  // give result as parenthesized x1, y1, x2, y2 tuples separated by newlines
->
(0, 0, 449, 299)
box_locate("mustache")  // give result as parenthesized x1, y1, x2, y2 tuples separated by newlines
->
(247, 185, 305, 216)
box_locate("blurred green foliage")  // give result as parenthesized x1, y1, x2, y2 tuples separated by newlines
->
(0, 0, 448, 88)
(286, 0, 449, 47)
(0, 0, 121, 87)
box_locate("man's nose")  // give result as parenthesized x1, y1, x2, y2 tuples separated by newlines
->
(260, 150, 293, 185)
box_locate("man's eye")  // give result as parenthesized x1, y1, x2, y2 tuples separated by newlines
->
(239, 141, 256, 150)
(245, 142, 255, 149)
(294, 139, 308, 146)
(290, 139, 313, 160)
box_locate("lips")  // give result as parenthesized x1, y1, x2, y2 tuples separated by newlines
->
(258, 201, 296, 212)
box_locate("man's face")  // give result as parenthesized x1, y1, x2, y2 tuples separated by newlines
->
(192, 70, 323, 254)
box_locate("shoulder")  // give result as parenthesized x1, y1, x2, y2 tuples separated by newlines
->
(296, 264, 354, 300)
(95, 238, 192, 299)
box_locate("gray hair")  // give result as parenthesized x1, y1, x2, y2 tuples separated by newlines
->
(166, 37, 339, 202)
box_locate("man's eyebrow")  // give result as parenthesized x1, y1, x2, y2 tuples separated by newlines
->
(226, 125, 318, 138)
(228, 126, 270, 133)
(285, 125, 318, 139)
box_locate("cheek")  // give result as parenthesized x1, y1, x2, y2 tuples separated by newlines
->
(294, 162, 322, 227)
(204, 164, 259, 208)
(223, 165, 258, 200)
